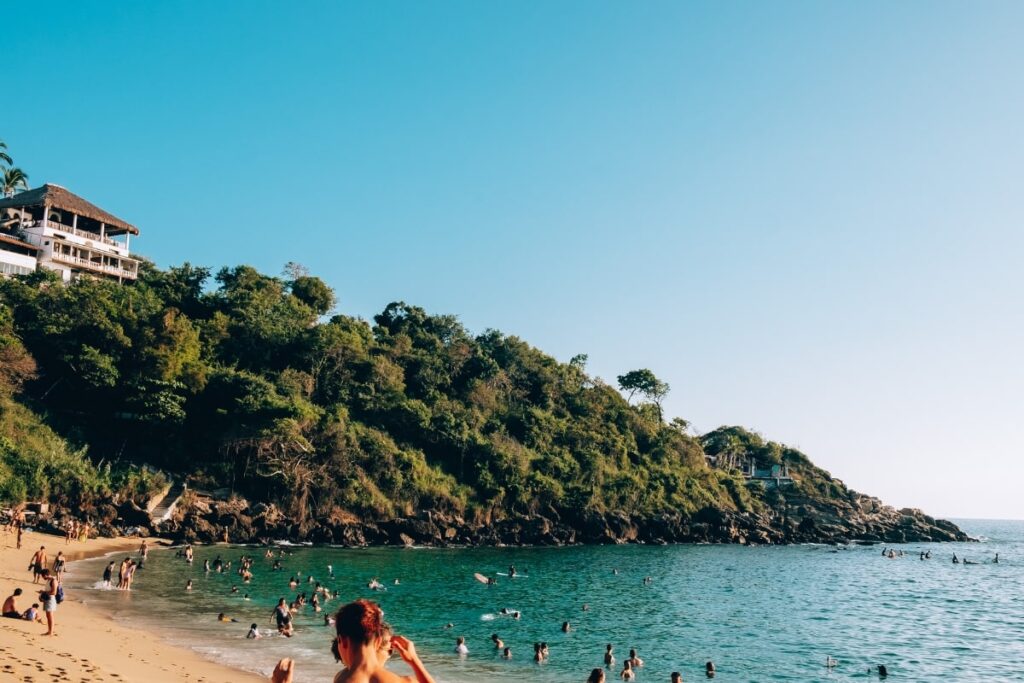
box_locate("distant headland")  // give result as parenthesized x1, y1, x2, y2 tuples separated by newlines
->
(0, 182, 968, 546)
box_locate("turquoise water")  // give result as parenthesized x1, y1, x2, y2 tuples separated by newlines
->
(66, 520, 1022, 682)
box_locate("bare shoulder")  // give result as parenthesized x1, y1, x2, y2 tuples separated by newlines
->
(369, 671, 413, 683)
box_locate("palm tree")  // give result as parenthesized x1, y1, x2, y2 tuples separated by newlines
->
(1, 166, 29, 197)
(0, 140, 12, 167)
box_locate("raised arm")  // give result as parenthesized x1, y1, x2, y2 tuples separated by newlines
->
(390, 635, 435, 683)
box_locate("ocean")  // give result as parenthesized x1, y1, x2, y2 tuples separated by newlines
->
(65, 519, 1023, 682)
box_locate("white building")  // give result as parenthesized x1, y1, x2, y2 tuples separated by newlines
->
(0, 184, 140, 282)
(0, 233, 39, 277)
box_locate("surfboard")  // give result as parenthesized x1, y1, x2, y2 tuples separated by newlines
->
(474, 573, 491, 584)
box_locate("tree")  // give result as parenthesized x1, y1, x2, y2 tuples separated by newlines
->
(616, 368, 670, 418)
(1, 167, 29, 198)
(290, 275, 336, 315)
(0, 140, 11, 167)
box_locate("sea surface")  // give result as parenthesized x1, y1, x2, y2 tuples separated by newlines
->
(66, 519, 1022, 682)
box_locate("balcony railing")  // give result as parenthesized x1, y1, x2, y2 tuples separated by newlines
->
(27, 220, 121, 247)
(50, 251, 138, 279)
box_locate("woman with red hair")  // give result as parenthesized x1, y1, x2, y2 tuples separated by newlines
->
(272, 599, 434, 683)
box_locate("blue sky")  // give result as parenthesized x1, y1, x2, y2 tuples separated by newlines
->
(5, 2, 1022, 519)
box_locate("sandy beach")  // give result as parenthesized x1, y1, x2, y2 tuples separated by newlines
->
(0, 528, 264, 683)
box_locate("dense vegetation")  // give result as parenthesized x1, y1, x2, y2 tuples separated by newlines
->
(0, 262, 787, 526)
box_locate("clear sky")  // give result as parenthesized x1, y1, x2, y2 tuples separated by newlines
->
(4, 2, 1022, 520)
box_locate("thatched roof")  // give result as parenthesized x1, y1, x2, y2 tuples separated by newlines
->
(0, 184, 139, 235)
(0, 233, 39, 252)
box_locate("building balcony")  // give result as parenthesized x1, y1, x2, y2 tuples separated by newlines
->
(50, 250, 138, 280)
(25, 219, 122, 248)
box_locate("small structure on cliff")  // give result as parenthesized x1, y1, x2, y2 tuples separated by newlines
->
(0, 184, 140, 282)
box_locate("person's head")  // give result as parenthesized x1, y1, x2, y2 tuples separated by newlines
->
(30, 603, 39, 609)
(623, 661, 633, 671)
(878, 665, 888, 677)
(456, 636, 465, 645)
(588, 669, 606, 683)
(562, 621, 570, 631)
(217, 613, 225, 619)
(607, 644, 614, 652)
(332, 599, 389, 666)
(250, 623, 258, 630)
(13, 588, 22, 596)
(492, 633, 499, 641)
(40, 568, 50, 578)
(630, 649, 637, 658)
(534, 642, 541, 652)
(504, 647, 511, 656)
(278, 598, 286, 606)
(672, 673, 682, 682)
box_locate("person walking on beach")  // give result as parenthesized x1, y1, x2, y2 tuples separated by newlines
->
(40, 568, 58, 636)
(30, 546, 47, 584)
(52, 551, 66, 577)
(270, 598, 435, 683)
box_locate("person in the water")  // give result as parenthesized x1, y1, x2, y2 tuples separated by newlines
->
(952, 553, 959, 564)
(508, 565, 516, 578)
(705, 661, 716, 678)
(247, 623, 261, 639)
(620, 660, 636, 680)
(604, 644, 615, 668)
(626, 649, 644, 668)
(562, 621, 571, 633)
(454, 636, 468, 655)
(185, 579, 192, 591)
(502, 647, 512, 659)
(671, 673, 683, 683)
(587, 669, 605, 683)
(491, 633, 503, 649)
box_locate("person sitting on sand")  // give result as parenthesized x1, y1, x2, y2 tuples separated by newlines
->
(588, 669, 606, 683)
(627, 649, 644, 668)
(247, 623, 262, 639)
(270, 598, 435, 683)
(454, 636, 469, 655)
(2, 588, 22, 618)
(604, 644, 615, 668)
(621, 660, 636, 680)
(22, 602, 43, 623)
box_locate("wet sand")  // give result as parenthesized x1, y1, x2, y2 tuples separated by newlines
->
(0, 528, 264, 683)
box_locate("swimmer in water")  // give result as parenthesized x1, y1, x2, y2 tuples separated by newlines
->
(503, 647, 512, 659)
(562, 621, 571, 633)
(621, 660, 636, 680)
(705, 661, 716, 678)
(217, 613, 238, 623)
(454, 636, 469, 655)
(588, 669, 605, 683)
(492, 633, 504, 649)
(604, 644, 615, 668)
(952, 554, 959, 564)
(994, 553, 1000, 564)
(671, 673, 683, 683)
(627, 649, 644, 668)
(185, 579, 192, 591)
(247, 623, 261, 639)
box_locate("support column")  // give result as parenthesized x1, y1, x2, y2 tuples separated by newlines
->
(125, 232, 130, 251)
(73, 214, 79, 230)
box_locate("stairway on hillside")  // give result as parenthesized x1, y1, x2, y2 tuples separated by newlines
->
(149, 481, 186, 524)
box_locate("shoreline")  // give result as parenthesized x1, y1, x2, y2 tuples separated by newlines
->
(0, 529, 264, 683)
